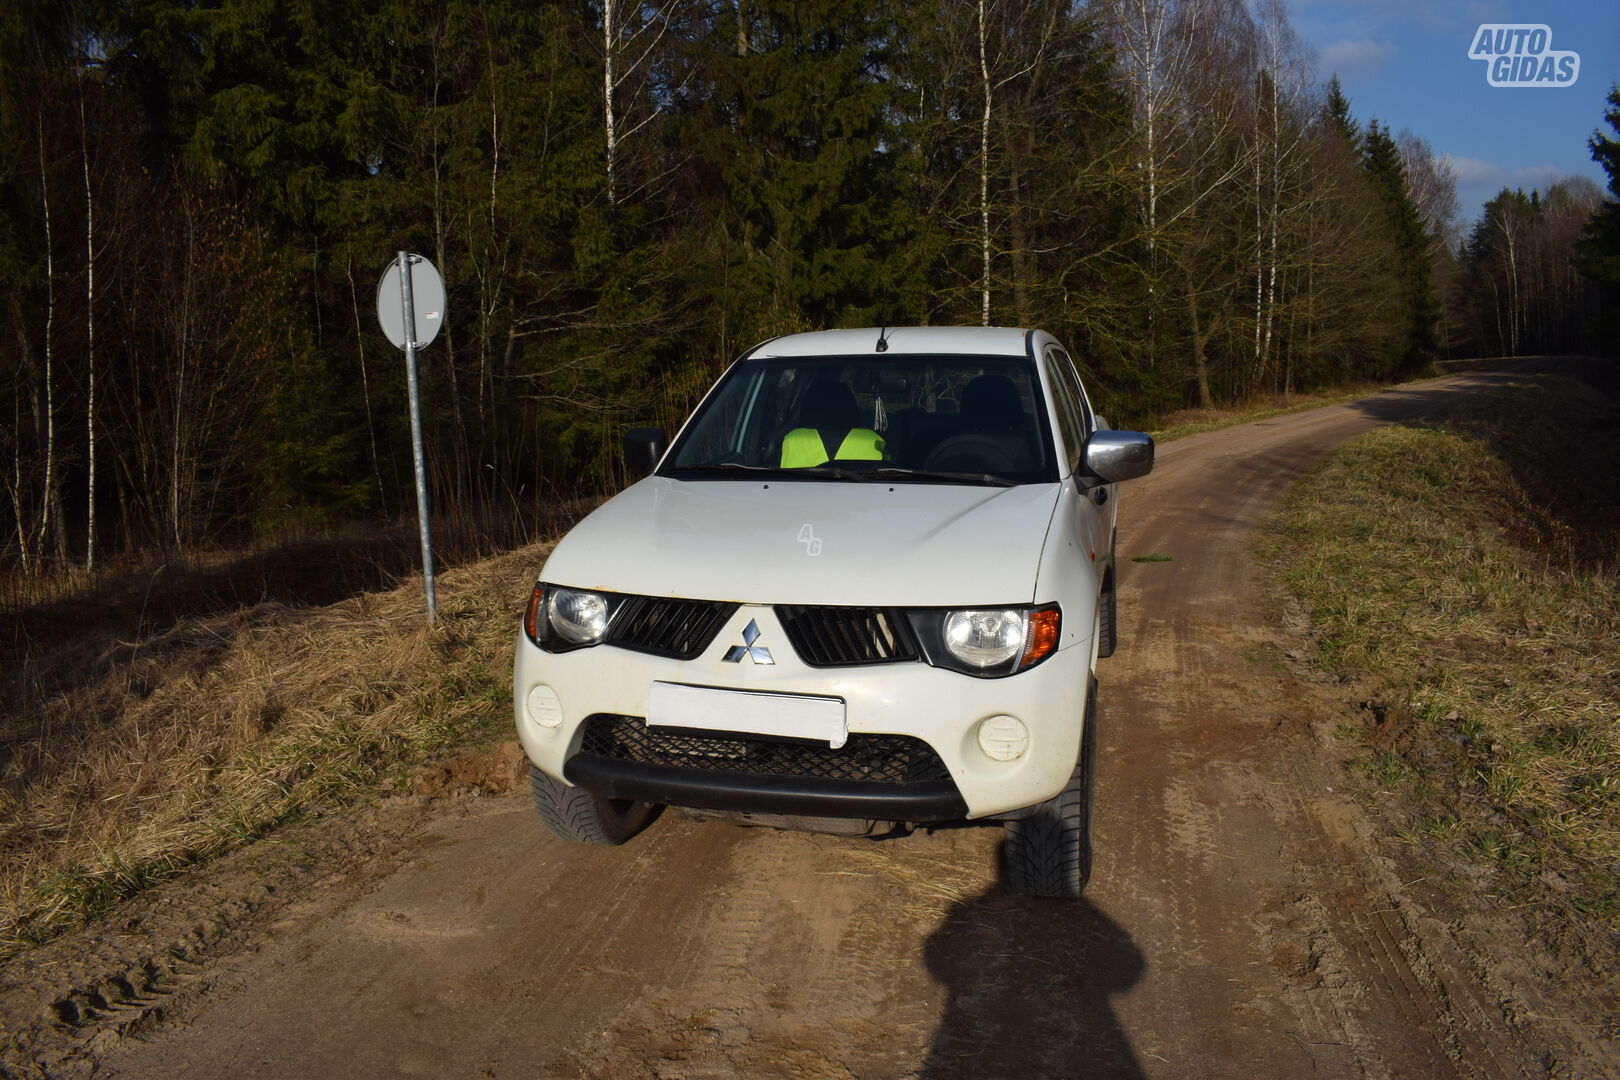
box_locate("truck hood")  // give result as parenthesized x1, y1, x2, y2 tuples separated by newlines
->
(541, 477, 1062, 607)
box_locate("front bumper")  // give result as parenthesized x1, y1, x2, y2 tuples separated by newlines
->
(564, 753, 968, 820)
(513, 604, 1091, 820)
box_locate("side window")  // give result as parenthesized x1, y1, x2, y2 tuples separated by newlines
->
(1043, 351, 1086, 474)
(681, 369, 759, 463)
(1051, 349, 1094, 433)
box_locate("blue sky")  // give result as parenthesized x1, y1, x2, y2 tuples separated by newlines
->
(1289, 0, 1618, 224)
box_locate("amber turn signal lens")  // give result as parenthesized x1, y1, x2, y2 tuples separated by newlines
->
(523, 584, 545, 645)
(1019, 608, 1061, 667)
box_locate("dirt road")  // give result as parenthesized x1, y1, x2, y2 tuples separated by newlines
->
(28, 367, 1614, 1078)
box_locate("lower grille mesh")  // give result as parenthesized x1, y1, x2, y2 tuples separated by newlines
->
(578, 714, 951, 784)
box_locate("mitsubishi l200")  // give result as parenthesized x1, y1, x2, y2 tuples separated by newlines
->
(514, 326, 1153, 897)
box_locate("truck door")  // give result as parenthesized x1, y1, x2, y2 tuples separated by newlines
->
(1043, 346, 1113, 573)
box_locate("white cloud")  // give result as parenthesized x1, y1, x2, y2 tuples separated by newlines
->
(1463, 2, 1509, 25)
(1445, 157, 1581, 220)
(1320, 38, 1397, 78)
(1440, 154, 1503, 185)
(1511, 164, 1567, 189)
(1298, 0, 1476, 33)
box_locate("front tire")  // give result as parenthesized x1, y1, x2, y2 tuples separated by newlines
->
(1004, 679, 1096, 898)
(1097, 567, 1118, 659)
(529, 765, 661, 846)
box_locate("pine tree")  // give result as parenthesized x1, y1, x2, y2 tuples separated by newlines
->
(682, 0, 910, 330)
(1361, 119, 1438, 372)
(1574, 84, 1620, 353)
(1322, 75, 1357, 152)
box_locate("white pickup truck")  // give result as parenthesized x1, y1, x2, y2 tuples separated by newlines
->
(513, 326, 1152, 897)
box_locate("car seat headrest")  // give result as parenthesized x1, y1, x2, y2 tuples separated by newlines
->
(961, 374, 1023, 427)
(798, 381, 860, 428)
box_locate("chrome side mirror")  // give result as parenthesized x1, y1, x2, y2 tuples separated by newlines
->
(1083, 430, 1154, 483)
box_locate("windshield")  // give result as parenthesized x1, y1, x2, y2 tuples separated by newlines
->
(662, 354, 1056, 484)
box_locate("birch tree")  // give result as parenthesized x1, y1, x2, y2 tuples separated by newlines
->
(33, 118, 61, 564)
(76, 33, 97, 572)
(1248, 0, 1312, 392)
(599, 0, 683, 206)
(1105, 0, 1197, 361)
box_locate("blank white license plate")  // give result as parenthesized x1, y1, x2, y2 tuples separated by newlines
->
(647, 682, 848, 748)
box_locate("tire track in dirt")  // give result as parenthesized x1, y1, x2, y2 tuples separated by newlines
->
(565, 826, 972, 1080)
(99, 804, 743, 1079)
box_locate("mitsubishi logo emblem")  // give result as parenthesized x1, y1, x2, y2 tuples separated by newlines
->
(723, 620, 775, 664)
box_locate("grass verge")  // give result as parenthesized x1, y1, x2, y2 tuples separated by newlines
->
(1265, 369, 1620, 941)
(0, 542, 553, 956)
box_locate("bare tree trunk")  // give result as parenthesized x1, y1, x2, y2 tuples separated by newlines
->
(1186, 274, 1213, 408)
(1254, 0, 1289, 394)
(35, 122, 62, 565)
(428, 46, 467, 487)
(1283, 266, 1298, 394)
(1145, 96, 1158, 365)
(977, 0, 992, 326)
(479, 90, 505, 529)
(1504, 225, 1520, 354)
(7, 354, 33, 576)
(603, 0, 618, 206)
(1303, 261, 1312, 390)
(1004, 114, 1029, 324)
(484, 98, 500, 501)
(1252, 153, 1264, 390)
(1117, 0, 1189, 370)
(79, 70, 97, 572)
(347, 258, 386, 516)
(171, 197, 194, 552)
(1261, 41, 1281, 391)
(1486, 275, 1506, 355)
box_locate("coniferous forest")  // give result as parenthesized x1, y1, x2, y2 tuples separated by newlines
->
(1, 0, 1614, 574)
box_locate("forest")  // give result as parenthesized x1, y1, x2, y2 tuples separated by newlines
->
(1, 0, 1613, 576)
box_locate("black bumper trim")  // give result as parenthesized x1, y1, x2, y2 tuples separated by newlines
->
(563, 753, 969, 822)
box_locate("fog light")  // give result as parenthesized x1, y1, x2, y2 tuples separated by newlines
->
(526, 684, 564, 729)
(977, 714, 1028, 762)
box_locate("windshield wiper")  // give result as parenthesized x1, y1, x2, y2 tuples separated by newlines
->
(670, 462, 876, 482)
(674, 462, 787, 475)
(669, 463, 801, 480)
(868, 467, 1016, 488)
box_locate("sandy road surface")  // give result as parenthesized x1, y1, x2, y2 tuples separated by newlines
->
(57, 366, 1611, 1078)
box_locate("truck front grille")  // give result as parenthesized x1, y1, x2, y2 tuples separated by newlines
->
(606, 596, 739, 660)
(578, 714, 951, 784)
(775, 605, 920, 667)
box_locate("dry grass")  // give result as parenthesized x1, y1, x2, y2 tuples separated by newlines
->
(1267, 371, 1620, 933)
(0, 540, 555, 955)
(824, 844, 982, 923)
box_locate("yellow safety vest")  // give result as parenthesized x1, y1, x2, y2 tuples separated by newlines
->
(779, 427, 885, 468)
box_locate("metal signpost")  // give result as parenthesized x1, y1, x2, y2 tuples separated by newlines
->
(377, 253, 446, 625)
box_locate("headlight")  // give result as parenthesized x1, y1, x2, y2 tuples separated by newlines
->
(944, 609, 1025, 668)
(547, 588, 613, 644)
(909, 605, 1061, 677)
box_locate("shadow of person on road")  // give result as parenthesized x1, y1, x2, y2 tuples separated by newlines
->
(920, 881, 1146, 1080)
